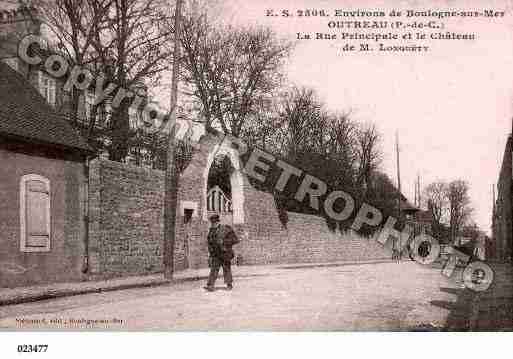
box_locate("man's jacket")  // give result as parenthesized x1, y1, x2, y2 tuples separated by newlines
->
(207, 224, 240, 261)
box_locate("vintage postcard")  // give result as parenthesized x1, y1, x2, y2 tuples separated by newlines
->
(0, 0, 512, 349)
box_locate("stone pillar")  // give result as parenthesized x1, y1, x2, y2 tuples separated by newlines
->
(87, 159, 102, 275)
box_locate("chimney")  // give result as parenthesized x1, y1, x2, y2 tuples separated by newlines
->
(0, 4, 41, 34)
(0, 4, 41, 67)
(59, 88, 79, 126)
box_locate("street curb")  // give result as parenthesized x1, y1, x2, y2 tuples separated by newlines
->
(0, 275, 215, 307)
(0, 260, 398, 307)
(0, 279, 170, 307)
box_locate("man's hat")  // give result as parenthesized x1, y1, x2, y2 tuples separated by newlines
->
(209, 214, 220, 223)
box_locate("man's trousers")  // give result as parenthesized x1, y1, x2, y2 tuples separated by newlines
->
(207, 256, 232, 287)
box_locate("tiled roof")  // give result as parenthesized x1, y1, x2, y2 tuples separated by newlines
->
(401, 199, 418, 212)
(0, 62, 92, 154)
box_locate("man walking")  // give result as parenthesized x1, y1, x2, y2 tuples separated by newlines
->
(204, 214, 240, 291)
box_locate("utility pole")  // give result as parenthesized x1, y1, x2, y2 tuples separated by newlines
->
(395, 131, 402, 260)
(414, 174, 418, 207)
(414, 174, 421, 208)
(418, 175, 422, 209)
(163, 0, 183, 280)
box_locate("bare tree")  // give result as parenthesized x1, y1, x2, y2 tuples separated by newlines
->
(423, 179, 473, 243)
(446, 179, 474, 244)
(274, 87, 325, 159)
(355, 122, 382, 197)
(97, 0, 175, 161)
(30, 0, 175, 161)
(247, 86, 359, 191)
(180, 7, 293, 136)
(27, 0, 113, 127)
(424, 181, 449, 238)
(325, 113, 357, 187)
(239, 106, 281, 153)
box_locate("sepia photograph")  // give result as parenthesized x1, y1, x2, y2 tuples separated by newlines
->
(0, 0, 512, 355)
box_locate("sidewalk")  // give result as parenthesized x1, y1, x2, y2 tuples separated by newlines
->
(0, 259, 392, 307)
(434, 262, 513, 331)
(469, 263, 513, 330)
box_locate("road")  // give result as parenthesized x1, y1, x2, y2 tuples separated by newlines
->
(0, 261, 501, 331)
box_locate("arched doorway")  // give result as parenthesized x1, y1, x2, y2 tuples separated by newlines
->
(207, 155, 233, 224)
(203, 142, 244, 224)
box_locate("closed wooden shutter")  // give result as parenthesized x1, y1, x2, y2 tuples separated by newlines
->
(20, 175, 51, 252)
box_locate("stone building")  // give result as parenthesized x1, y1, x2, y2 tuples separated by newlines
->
(0, 3, 159, 166)
(402, 202, 433, 237)
(492, 134, 513, 262)
(0, 62, 93, 288)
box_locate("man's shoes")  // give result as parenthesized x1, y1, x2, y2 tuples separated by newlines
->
(203, 286, 215, 292)
(226, 284, 233, 290)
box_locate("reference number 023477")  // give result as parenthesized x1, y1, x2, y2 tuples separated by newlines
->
(17, 345, 48, 353)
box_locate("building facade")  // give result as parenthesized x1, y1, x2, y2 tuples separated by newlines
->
(0, 62, 93, 288)
(492, 135, 513, 262)
(0, 4, 163, 168)
(1, 3, 394, 285)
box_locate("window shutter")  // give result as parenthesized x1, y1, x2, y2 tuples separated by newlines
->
(38, 71, 44, 98)
(38, 72, 56, 106)
(49, 79, 56, 106)
(20, 175, 51, 252)
(25, 180, 50, 248)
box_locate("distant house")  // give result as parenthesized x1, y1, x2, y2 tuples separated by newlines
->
(0, 62, 93, 288)
(401, 201, 433, 237)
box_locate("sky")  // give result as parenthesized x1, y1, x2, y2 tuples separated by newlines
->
(5, 0, 511, 232)
(205, 0, 513, 234)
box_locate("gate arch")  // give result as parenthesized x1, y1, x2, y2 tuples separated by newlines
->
(202, 142, 245, 224)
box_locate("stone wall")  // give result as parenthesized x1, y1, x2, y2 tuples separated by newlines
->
(238, 187, 388, 265)
(88, 158, 211, 277)
(88, 134, 390, 278)
(88, 159, 166, 277)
